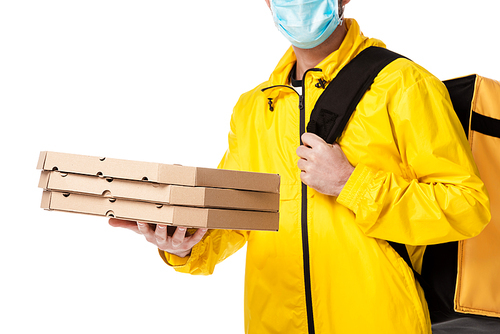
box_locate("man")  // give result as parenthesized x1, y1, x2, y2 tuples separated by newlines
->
(110, 0, 491, 332)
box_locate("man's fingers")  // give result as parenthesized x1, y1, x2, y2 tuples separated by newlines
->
(110, 219, 207, 256)
(155, 224, 169, 247)
(185, 228, 208, 249)
(108, 218, 135, 228)
(171, 226, 187, 248)
(301, 132, 326, 148)
(296, 145, 310, 159)
(297, 158, 309, 172)
(300, 170, 311, 185)
(137, 222, 156, 243)
(297, 133, 329, 160)
(109, 218, 141, 234)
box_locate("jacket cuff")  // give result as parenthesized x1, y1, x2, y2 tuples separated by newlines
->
(337, 163, 374, 214)
(158, 241, 202, 269)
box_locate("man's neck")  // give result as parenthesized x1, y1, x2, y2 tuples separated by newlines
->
(292, 23, 348, 81)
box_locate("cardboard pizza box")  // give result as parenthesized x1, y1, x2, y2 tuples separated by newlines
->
(38, 170, 279, 212)
(41, 191, 279, 231)
(37, 151, 280, 193)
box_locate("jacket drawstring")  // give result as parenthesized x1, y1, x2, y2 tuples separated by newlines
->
(261, 84, 299, 112)
(262, 69, 324, 112)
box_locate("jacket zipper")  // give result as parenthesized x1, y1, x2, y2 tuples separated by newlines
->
(261, 68, 322, 334)
(300, 108, 315, 334)
(299, 68, 321, 334)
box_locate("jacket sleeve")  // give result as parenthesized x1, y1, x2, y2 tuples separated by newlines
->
(159, 111, 250, 275)
(337, 76, 491, 246)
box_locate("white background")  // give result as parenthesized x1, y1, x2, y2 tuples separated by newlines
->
(1, 1, 498, 333)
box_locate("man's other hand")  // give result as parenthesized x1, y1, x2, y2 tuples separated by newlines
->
(108, 218, 207, 258)
(296, 132, 354, 197)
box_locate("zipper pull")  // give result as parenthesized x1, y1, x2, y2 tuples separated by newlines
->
(267, 98, 274, 112)
(299, 94, 304, 112)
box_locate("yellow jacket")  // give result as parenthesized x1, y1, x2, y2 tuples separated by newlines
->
(161, 19, 490, 333)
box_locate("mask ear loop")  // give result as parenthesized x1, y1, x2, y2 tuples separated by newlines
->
(338, 5, 345, 26)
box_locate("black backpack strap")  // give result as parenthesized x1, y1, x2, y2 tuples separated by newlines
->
(307, 46, 420, 283)
(306, 46, 460, 322)
(307, 46, 408, 144)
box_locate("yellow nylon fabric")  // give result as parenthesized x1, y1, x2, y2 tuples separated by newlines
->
(161, 19, 490, 333)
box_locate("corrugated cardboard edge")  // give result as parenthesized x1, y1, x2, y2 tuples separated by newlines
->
(196, 167, 280, 193)
(41, 191, 279, 231)
(202, 187, 279, 212)
(41, 190, 175, 224)
(37, 151, 161, 182)
(39, 171, 279, 211)
(169, 186, 206, 207)
(38, 152, 281, 192)
(41, 190, 52, 209)
(158, 164, 197, 186)
(170, 206, 209, 228)
(39, 170, 174, 204)
(38, 170, 50, 189)
(159, 164, 280, 193)
(206, 209, 279, 231)
(37, 151, 48, 170)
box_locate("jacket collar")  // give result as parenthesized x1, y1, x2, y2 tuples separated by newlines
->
(266, 19, 387, 87)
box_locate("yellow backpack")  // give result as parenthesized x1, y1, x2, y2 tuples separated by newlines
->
(307, 47, 500, 325)
(443, 74, 500, 319)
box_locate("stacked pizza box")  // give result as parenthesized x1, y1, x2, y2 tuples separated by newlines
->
(37, 151, 280, 231)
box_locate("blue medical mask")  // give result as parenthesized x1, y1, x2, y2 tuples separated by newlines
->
(270, 0, 342, 49)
